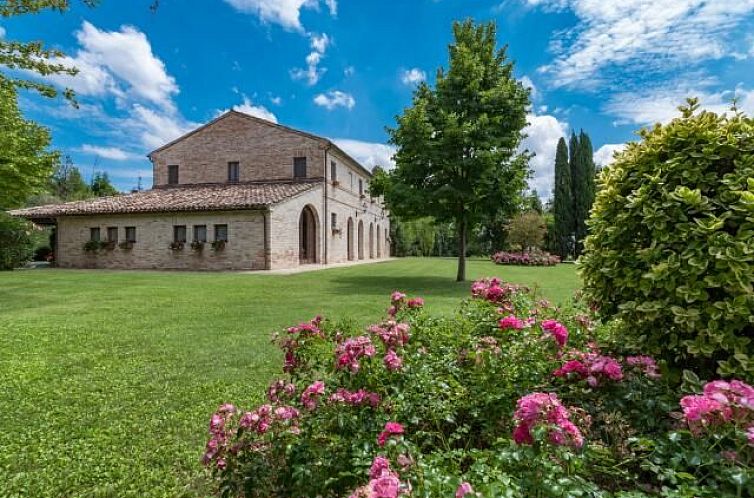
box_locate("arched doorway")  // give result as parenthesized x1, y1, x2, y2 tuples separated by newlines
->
(385, 232, 390, 257)
(369, 223, 374, 259)
(376, 225, 381, 258)
(347, 217, 354, 261)
(358, 220, 364, 260)
(299, 205, 319, 264)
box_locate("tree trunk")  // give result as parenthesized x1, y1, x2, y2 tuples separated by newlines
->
(456, 217, 466, 282)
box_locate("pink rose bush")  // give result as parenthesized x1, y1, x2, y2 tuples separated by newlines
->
(203, 280, 753, 496)
(491, 250, 560, 266)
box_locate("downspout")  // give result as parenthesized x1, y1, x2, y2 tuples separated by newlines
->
(263, 208, 271, 270)
(323, 144, 331, 265)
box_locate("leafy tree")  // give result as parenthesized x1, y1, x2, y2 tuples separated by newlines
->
(0, 81, 58, 209)
(572, 130, 595, 255)
(374, 20, 530, 281)
(524, 190, 543, 214)
(506, 210, 546, 253)
(581, 99, 754, 377)
(0, 0, 100, 101)
(49, 155, 92, 201)
(551, 137, 573, 259)
(91, 171, 119, 197)
(0, 211, 34, 270)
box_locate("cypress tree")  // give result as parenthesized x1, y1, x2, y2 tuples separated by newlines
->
(573, 130, 596, 256)
(552, 137, 573, 258)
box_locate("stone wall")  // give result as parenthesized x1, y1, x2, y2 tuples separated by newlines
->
(324, 149, 390, 265)
(56, 210, 266, 270)
(150, 113, 326, 186)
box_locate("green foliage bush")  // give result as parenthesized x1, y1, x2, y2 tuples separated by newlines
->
(0, 211, 34, 270)
(580, 99, 754, 377)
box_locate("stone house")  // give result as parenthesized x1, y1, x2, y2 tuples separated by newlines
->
(12, 111, 391, 270)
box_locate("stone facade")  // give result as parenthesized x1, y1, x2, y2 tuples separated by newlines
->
(56, 210, 266, 270)
(17, 110, 390, 271)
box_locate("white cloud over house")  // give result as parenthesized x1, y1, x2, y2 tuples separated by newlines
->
(215, 95, 278, 123)
(332, 139, 396, 170)
(80, 144, 140, 161)
(313, 90, 355, 110)
(291, 33, 330, 86)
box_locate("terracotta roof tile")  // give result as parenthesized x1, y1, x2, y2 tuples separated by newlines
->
(10, 181, 319, 219)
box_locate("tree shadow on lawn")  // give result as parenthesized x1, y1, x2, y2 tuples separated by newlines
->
(328, 274, 470, 299)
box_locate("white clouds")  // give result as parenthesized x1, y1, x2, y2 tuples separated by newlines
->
(128, 105, 197, 151)
(0, 26, 6, 38)
(80, 144, 139, 161)
(314, 90, 355, 110)
(50, 21, 179, 110)
(332, 139, 396, 170)
(520, 113, 569, 198)
(344, 66, 355, 77)
(223, 0, 336, 31)
(605, 85, 754, 125)
(400, 68, 426, 85)
(593, 143, 626, 166)
(520, 75, 538, 100)
(291, 33, 330, 85)
(530, 0, 754, 89)
(216, 95, 278, 123)
(269, 95, 283, 105)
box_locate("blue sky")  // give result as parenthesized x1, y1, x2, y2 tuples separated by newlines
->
(2, 0, 753, 197)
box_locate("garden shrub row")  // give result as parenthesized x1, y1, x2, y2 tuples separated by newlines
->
(491, 250, 560, 266)
(202, 280, 754, 497)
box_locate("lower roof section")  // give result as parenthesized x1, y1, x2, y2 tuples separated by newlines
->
(10, 180, 321, 220)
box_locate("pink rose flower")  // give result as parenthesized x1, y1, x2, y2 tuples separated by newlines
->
(456, 482, 474, 498)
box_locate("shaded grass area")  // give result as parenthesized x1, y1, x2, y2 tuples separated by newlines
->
(0, 258, 578, 498)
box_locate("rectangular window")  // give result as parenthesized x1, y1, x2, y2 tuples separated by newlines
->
(125, 227, 136, 243)
(173, 225, 186, 243)
(331, 212, 337, 229)
(293, 157, 307, 178)
(90, 227, 100, 242)
(227, 161, 239, 183)
(214, 224, 228, 242)
(330, 161, 337, 181)
(168, 165, 179, 185)
(107, 227, 118, 243)
(193, 225, 207, 243)
(349, 172, 354, 191)
(359, 179, 364, 196)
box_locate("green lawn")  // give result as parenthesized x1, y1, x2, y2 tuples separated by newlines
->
(0, 258, 578, 498)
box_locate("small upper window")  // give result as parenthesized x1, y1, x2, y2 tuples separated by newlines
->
(293, 157, 307, 178)
(193, 225, 207, 243)
(228, 162, 240, 183)
(331, 212, 337, 229)
(168, 165, 179, 185)
(125, 227, 136, 243)
(214, 224, 228, 242)
(90, 227, 100, 242)
(359, 179, 364, 196)
(330, 161, 337, 181)
(173, 225, 187, 243)
(107, 227, 118, 243)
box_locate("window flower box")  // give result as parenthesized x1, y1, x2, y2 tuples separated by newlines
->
(331, 227, 341, 236)
(83, 240, 101, 253)
(119, 241, 134, 250)
(102, 241, 117, 251)
(211, 240, 226, 252)
(191, 240, 205, 252)
(331, 180, 340, 187)
(169, 241, 185, 251)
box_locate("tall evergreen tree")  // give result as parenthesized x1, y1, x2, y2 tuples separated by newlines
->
(374, 20, 530, 281)
(91, 171, 119, 197)
(551, 137, 573, 258)
(573, 130, 596, 256)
